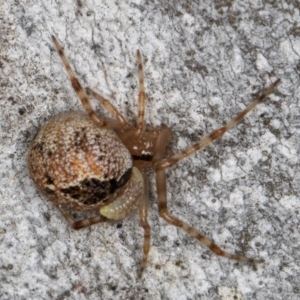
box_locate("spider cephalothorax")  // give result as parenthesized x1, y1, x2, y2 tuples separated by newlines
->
(28, 35, 280, 277)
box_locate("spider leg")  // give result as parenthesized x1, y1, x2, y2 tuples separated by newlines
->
(57, 205, 108, 230)
(86, 87, 129, 125)
(154, 79, 281, 171)
(52, 36, 106, 127)
(135, 50, 146, 136)
(155, 170, 264, 263)
(137, 126, 173, 277)
(138, 174, 150, 278)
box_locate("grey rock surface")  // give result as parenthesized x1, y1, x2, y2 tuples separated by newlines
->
(0, 1, 299, 299)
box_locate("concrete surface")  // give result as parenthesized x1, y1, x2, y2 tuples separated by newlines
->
(0, 1, 299, 299)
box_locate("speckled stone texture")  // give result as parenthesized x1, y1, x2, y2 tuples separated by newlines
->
(1, 1, 299, 300)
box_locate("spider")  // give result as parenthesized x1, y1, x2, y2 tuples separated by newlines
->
(28, 36, 280, 277)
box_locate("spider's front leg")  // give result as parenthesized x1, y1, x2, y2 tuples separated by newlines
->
(154, 79, 281, 171)
(86, 88, 129, 126)
(52, 36, 107, 127)
(155, 169, 264, 263)
(151, 80, 282, 264)
(135, 50, 146, 137)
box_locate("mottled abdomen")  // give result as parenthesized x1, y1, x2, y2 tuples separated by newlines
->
(28, 112, 133, 210)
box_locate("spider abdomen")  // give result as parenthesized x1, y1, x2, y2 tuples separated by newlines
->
(28, 112, 133, 211)
(100, 167, 144, 220)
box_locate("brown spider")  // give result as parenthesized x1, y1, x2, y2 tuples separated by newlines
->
(28, 36, 280, 277)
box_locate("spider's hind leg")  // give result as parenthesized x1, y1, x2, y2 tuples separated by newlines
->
(138, 174, 151, 278)
(155, 169, 264, 264)
(57, 205, 108, 230)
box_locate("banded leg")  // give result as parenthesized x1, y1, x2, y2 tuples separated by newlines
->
(52, 36, 106, 127)
(135, 50, 146, 136)
(86, 87, 129, 125)
(154, 79, 281, 171)
(155, 170, 264, 263)
(138, 174, 150, 278)
(57, 205, 108, 230)
(138, 127, 173, 277)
